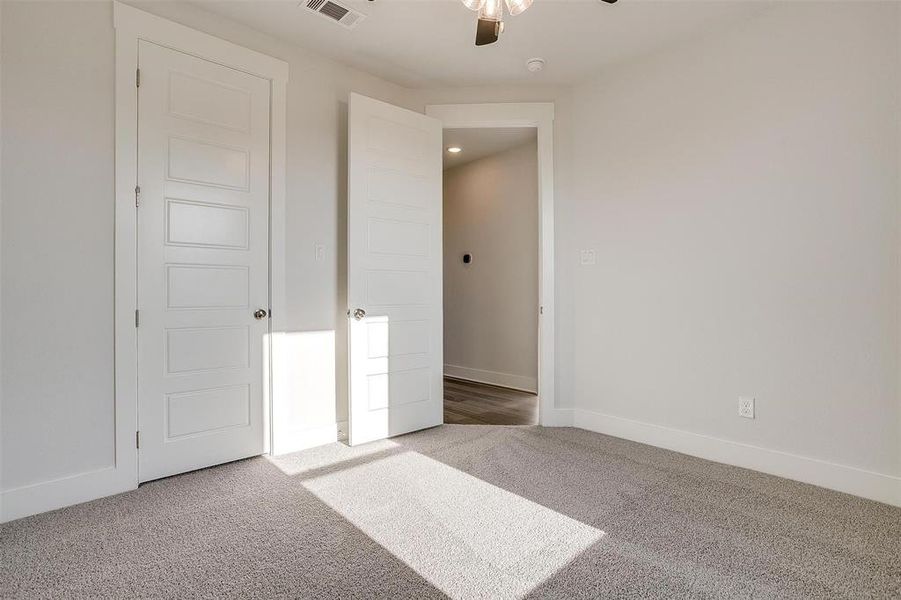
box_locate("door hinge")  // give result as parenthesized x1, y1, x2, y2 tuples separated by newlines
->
(136, 68, 141, 88)
(136, 431, 141, 449)
(135, 309, 140, 328)
(135, 185, 141, 207)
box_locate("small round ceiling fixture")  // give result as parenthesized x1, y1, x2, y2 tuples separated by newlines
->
(447, 146, 463, 153)
(526, 58, 545, 73)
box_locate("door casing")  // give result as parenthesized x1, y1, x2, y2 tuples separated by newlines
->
(114, 2, 288, 489)
(425, 103, 561, 427)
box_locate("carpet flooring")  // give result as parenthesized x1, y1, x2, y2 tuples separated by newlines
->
(2, 425, 899, 599)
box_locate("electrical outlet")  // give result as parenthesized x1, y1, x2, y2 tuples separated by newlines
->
(738, 396, 755, 419)
(580, 249, 596, 265)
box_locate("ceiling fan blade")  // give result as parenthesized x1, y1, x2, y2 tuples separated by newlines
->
(475, 18, 500, 45)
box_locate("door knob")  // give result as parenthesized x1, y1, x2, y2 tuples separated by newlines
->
(254, 308, 268, 320)
(350, 308, 366, 321)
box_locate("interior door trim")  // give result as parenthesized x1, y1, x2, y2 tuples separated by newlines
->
(114, 2, 288, 491)
(425, 103, 561, 427)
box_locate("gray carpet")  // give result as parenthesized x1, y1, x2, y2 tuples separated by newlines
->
(1, 425, 899, 599)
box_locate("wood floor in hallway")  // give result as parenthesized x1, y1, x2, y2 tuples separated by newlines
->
(443, 377, 538, 425)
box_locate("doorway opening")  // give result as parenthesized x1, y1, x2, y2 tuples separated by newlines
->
(441, 128, 539, 425)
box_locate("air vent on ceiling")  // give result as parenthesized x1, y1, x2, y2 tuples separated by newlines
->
(303, 0, 366, 29)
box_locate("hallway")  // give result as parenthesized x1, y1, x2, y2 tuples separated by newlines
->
(443, 378, 538, 425)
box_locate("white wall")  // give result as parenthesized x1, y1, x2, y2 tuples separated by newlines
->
(567, 3, 900, 503)
(0, 0, 420, 513)
(2, 1, 117, 490)
(4, 0, 897, 517)
(443, 140, 539, 392)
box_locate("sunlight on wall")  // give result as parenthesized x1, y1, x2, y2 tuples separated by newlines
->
(302, 450, 605, 599)
(270, 330, 338, 455)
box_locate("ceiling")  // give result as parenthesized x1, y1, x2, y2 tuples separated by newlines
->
(443, 128, 536, 170)
(189, 1, 769, 88)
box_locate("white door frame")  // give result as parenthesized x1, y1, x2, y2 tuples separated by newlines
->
(114, 2, 288, 488)
(425, 103, 561, 426)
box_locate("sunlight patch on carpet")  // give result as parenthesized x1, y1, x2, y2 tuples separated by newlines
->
(303, 451, 605, 599)
(265, 439, 401, 476)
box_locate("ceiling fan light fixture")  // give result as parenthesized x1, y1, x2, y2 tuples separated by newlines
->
(465, 0, 614, 46)
(460, 0, 486, 11)
(504, 0, 532, 16)
(468, 0, 544, 45)
(478, 0, 504, 21)
(475, 17, 501, 45)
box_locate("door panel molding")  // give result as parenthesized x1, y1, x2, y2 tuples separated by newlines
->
(347, 94, 444, 445)
(136, 39, 271, 481)
(114, 2, 287, 488)
(70, 2, 286, 516)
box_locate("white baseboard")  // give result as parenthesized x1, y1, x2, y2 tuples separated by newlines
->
(541, 407, 574, 427)
(1, 466, 136, 523)
(444, 364, 537, 393)
(573, 409, 901, 507)
(271, 421, 348, 456)
(4, 417, 350, 522)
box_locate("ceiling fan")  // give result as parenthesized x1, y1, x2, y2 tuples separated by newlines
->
(462, 0, 618, 46)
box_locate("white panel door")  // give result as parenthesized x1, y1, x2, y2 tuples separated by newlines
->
(347, 93, 444, 445)
(137, 41, 271, 482)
